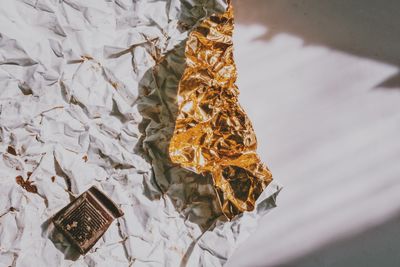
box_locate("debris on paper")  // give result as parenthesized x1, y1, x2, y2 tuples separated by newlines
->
(0, 0, 281, 266)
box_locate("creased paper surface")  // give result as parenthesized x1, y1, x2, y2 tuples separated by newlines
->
(0, 0, 280, 266)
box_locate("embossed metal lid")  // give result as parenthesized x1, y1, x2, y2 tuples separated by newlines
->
(52, 186, 124, 254)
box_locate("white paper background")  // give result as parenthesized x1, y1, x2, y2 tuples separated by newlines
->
(228, 1, 400, 266)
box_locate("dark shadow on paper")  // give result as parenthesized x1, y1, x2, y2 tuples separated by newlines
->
(232, 0, 400, 89)
(277, 213, 400, 267)
(41, 217, 81, 261)
(131, 0, 234, 232)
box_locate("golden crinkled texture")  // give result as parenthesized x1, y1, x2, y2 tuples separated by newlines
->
(169, 2, 273, 219)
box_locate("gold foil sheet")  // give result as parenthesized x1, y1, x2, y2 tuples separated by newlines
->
(169, 2, 273, 219)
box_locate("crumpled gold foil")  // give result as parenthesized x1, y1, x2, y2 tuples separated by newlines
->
(169, 1, 273, 220)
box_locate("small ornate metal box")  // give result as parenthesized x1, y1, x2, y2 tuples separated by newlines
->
(52, 186, 124, 254)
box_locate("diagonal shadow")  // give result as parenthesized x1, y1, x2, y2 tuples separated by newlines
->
(276, 213, 400, 267)
(232, 0, 400, 89)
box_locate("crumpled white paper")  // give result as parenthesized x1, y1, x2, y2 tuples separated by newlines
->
(0, 0, 281, 266)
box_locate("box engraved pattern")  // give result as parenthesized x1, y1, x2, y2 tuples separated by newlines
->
(52, 186, 124, 254)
